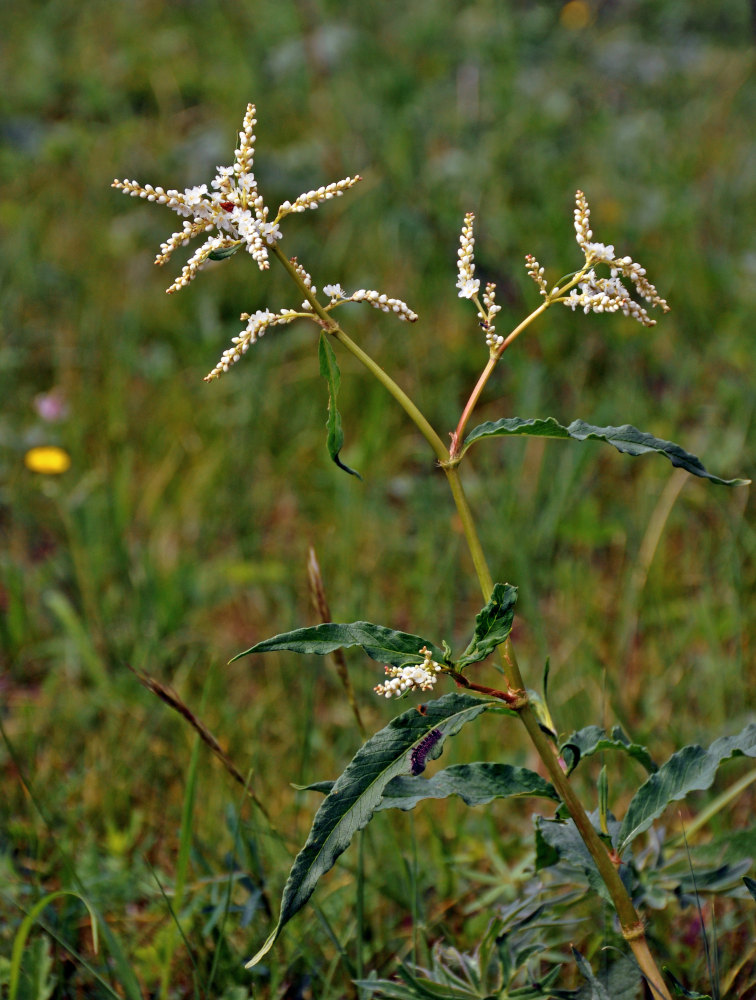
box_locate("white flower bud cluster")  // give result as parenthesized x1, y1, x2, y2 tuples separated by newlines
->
(525, 254, 548, 296)
(481, 283, 503, 349)
(321, 284, 417, 322)
(563, 269, 665, 327)
(277, 176, 362, 218)
(455, 214, 506, 351)
(374, 647, 442, 699)
(234, 105, 257, 177)
(289, 259, 316, 309)
(612, 256, 669, 313)
(112, 179, 177, 205)
(167, 236, 242, 294)
(204, 309, 300, 381)
(456, 212, 480, 299)
(574, 189, 592, 250)
(558, 190, 669, 327)
(584, 241, 615, 263)
(154, 219, 216, 266)
(348, 289, 418, 321)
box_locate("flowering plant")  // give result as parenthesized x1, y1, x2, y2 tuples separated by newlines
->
(115, 104, 751, 999)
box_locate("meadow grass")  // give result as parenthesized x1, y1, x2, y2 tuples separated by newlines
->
(2, 1, 755, 996)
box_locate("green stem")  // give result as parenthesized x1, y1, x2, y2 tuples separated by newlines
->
(449, 265, 597, 459)
(450, 300, 549, 458)
(332, 327, 449, 463)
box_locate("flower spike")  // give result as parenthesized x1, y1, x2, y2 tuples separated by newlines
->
(561, 190, 669, 326)
(204, 309, 303, 381)
(456, 213, 480, 300)
(277, 176, 362, 219)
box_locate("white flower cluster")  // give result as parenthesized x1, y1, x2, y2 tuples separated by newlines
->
(277, 177, 361, 217)
(454, 214, 503, 351)
(112, 103, 361, 293)
(565, 190, 669, 327)
(374, 647, 442, 698)
(456, 213, 480, 299)
(525, 254, 549, 296)
(204, 308, 302, 381)
(114, 103, 422, 381)
(290, 259, 317, 310)
(323, 285, 418, 322)
(480, 283, 503, 349)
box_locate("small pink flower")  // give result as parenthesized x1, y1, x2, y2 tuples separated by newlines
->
(34, 391, 68, 423)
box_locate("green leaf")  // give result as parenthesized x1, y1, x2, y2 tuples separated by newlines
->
(293, 779, 335, 795)
(560, 726, 657, 776)
(676, 859, 752, 895)
(377, 762, 559, 811)
(569, 953, 642, 1000)
(10, 891, 100, 1000)
(571, 948, 611, 1000)
(295, 762, 550, 809)
(535, 818, 617, 904)
(245, 693, 494, 968)
(535, 813, 634, 904)
(208, 242, 242, 260)
(460, 417, 750, 486)
(618, 723, 756, 854)
(230, 620, 447, 667)
(458, 583, 517, 668)
(664, 969, 711, 999)
(744, 875, 756, 903)
(319, 331, 361, 478)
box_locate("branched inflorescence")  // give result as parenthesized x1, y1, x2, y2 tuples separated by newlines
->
(456, 213, 503, 352)
(113, 103, 416, 380)
(528, 190, 669, 326)
(456, 192, 668, 356)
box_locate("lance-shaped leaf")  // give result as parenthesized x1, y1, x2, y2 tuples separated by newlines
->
(618, 723, 756, 854)
(460, 417, 749, 487)
(571, 948, 612, 1000)
(230, 620, 447, 667)
(296, 760, 546, 809)
(318, 331, 361, 478)
(458, 583, 518, 669)
(664, 969, 712, 999)
(560, 725, 657, 776)
(377, 762, 558, 811)
(245, 693, 494, 968)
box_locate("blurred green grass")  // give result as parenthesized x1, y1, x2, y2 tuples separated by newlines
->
(1, 0, 755, 995)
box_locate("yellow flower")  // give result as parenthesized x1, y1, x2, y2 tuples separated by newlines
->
(560, 1, 592, 30)
(24, 445, 71, 475)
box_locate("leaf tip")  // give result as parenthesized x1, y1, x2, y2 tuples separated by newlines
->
(244, 929, 278, 969)
(228, 648, 251, 664)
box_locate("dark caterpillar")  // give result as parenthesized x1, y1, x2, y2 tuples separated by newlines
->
(410, 729, 443, 775)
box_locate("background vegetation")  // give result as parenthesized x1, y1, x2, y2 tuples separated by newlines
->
(1, 0, 754, 996)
